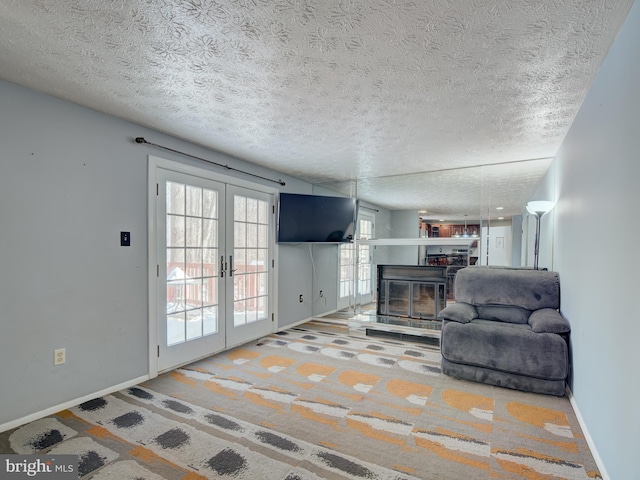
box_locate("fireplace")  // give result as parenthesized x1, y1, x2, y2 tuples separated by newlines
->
(377, 265, 447, 320)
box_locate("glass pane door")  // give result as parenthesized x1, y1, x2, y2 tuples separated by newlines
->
(158, 169, 226, 372)
(337, 214, 375, 310)
(412, 283, 436, 319)
(337, 243, 355, 310)
(225, 185, 274, 347)
(357, 216, 374, 305)
(388, 281, 410, 317)
(153, 161, 276, 374)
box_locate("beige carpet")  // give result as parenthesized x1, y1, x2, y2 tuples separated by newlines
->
(0, 318, 600, 479)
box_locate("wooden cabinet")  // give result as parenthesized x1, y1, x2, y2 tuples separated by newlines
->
(427, 224, 449, 237)
(427, 223, 479, 238)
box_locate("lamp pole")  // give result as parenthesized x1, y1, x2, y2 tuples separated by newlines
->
(526, 201, 555, 270)
(533, 212, 541, 270)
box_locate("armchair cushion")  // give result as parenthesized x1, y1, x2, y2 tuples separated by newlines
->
(454, 267, 560, 310)
(438, 302, 477, 323)
(528, 308, 571, 334)
(441, 321, 568, 381)
(476, 305, 531, 324)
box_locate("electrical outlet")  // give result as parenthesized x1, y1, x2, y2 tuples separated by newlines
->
(54, 348, 66, 366)
(319, 290, 324, 298)
(299, 294, 303, 303)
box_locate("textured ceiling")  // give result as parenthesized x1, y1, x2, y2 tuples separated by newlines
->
(0, 0, 633, 218)
(321, 157, 554, 219)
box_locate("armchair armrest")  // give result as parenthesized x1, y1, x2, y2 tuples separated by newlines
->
(439, 303, 477, 323)
(528, 308, 571, 334)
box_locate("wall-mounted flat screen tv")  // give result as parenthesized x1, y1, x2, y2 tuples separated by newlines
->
(277, 193, 357, 244)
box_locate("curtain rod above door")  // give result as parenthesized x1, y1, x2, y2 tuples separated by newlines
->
(135, 137, 286, 186)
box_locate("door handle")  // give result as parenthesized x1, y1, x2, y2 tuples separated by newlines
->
(229, 255, 238, 276)
(220, 255, 225, 278)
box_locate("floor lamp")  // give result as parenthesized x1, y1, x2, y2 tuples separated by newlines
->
(526, 201, 555, 270)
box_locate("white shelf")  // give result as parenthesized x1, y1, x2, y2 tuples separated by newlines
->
(357, 237, 477, 246)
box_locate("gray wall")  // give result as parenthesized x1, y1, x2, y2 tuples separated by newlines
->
(387, 210, 420, 264)
(310, 244, 340, 316)
(479, 225, 512, 266)
(0, 79, 312, 426)
(550, 2, 640, 478)
(307, 185, 349, 316)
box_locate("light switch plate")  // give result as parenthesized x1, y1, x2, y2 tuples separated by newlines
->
(121, 231, 130, 246)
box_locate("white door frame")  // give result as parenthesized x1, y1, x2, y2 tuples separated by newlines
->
(356, 213, 375, 306)
(148, 155, 279, 378)
(336, 212, 375, 311)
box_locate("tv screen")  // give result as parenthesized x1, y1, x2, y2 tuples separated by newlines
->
(277, 193, 357, 243)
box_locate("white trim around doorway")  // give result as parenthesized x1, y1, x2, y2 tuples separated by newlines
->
(147, 155, 280, 379)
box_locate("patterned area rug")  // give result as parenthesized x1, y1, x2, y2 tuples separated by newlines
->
(0, 319, 601, 479)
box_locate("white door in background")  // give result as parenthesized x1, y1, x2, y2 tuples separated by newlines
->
(151, 160, 275, 374)
(356, 215, 374, 305)
(337, 242, 355, 310)
(337, 214, 375, 310)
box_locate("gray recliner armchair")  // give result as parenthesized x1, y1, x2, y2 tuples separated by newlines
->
(438, 267, 571, 396)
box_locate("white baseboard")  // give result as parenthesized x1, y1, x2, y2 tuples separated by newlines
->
(276, 317, 314, 331)
(565, 386, 609, 480)
(0, 375, 149, 434)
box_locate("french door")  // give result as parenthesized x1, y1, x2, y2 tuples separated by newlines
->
(151, 159, 275, 373)
(337, 214, 375, 310)
(357, 216, 374, 305)
(225, 185, 273, 347)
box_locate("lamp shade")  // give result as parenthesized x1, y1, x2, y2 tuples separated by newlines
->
(526, 200, 555, 216)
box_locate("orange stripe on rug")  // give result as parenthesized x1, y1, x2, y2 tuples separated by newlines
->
(413, 436, 490, 472)
(431, 413, 493, 434)
(86, 425, 128, 442)
(506, 402, 568, 429)
(393, 464, 417, 475)
(55, 410, 78, 420)
(261, 355, 297, 372)
(129, 445, 203, 478)
(346, 418, 407, 446)
(443, 389, 493, 412)
(226, 348, 261, 364)
(386, 378, 433, 406)
(511, 431, 579, 453)
(169, 371, 198, 387)
(494, 458, 550, 480)
(204, 380, 240, 398)
(338, 370, 381, 393)
(290, 403, 341, 427)
(297, 362, 336, 381)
